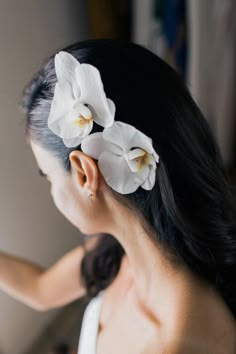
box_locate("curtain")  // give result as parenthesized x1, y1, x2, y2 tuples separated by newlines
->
(187, 0, 236, 169)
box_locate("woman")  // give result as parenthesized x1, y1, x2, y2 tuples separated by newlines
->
(1, 38, 236, 353)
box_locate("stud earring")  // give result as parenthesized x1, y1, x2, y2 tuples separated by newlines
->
(87, 191, 93, 199)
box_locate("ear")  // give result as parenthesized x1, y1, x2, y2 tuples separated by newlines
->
(69, 150, 99, 198)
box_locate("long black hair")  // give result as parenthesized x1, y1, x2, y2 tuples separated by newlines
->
(21, 39, 236, 317)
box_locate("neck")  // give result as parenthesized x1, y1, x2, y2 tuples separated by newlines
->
(104, 196, 175, 299)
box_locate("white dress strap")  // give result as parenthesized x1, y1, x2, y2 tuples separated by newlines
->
(77, 290, 105, 354)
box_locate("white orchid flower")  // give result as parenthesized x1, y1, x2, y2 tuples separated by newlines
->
(81, 121, 160, 194)
(47, 51, 116, 147)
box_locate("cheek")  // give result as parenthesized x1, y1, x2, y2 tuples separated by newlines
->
(50, 181, 89, 230)
(51, 181, 77, 218)
(50, 180, 103, 234)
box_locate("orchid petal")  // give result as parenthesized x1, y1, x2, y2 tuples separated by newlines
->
(62, 136, 83, 148)
(142, 167, 156, 190)
(103, 121, 154, 154)
(148, 154, 157, 168)
(48, 81, 74, 124)
(102, 121, 137, 152)
(126, 150, 156, 174)
(128, 129, 154, 154)
(49, 110, 93, 141)
(75, 63, 115, 127)
(98, 152, 149, 194)
(126, 148, 146, 160)
(55, 51, 81, 99)
(73, 102, 92, 119)
(125, 156, 148, 173)
(73, 118, 93, 138)
(48, 77, 75, 139)
(48, 84, 94, 142)
(153, 150, 160, 163)
(81, 132, 122, 160)
(141, 154, 158, 190)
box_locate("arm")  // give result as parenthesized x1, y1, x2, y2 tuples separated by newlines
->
(0, 235, 100, 311)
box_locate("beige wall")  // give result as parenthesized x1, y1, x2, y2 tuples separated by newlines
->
(0, 1, 88, 353)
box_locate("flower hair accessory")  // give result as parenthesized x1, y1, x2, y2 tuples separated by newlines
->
(47, 51, 115, 148)
(48, 51, 160, 194)
(81, 121, 160, 194)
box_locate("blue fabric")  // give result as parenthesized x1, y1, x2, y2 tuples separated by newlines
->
(153, 0, 187, 78)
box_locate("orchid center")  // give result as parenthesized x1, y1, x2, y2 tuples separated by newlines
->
(133, 149, 150, 171)
(125, 147, 151, 173)
(73, 114, 93, 128)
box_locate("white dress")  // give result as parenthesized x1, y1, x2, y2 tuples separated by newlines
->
(77, 290, 105, 354)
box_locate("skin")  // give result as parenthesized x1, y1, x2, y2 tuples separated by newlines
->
(24, 141, 236, 353)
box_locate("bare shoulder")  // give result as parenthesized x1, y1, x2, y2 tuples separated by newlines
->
(160, 284, 236, 354)
(100, 254, 236, 354)
(138, 268, 236, 354)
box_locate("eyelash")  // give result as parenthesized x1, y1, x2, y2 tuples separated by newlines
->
(38, 169, 47, 177)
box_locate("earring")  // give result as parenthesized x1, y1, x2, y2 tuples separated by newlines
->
(87, 191, 93, 199)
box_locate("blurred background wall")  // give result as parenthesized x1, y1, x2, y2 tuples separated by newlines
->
(0, 1, 89, 353)
(133, 0, 236, 171)
(0, 1, 235, 353)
